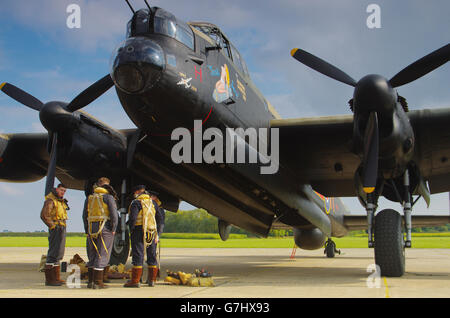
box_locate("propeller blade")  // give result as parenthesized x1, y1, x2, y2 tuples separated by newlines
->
(0, 82, 44, 111)
(291, 48, 357, 87)
(362, 112, 379, 193)
(127, 129, 142, 169)
(44, 132, 58, 196)
(389, 43, 450, 88)
(66, 74, 114, 112)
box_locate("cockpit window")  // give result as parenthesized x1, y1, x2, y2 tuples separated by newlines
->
(230, 44, 250, 78)
(154, 9, 176, 37)
(154, 9, 194, 50)
(126, 8, 194, 50)
(191, 24, 232, 59)
(135, 9, 151, 35)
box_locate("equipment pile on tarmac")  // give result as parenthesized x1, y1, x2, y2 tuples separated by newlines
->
(164, 269, 215, 287)
(107, 264, 131, 279)
(41, 254, 214, 286)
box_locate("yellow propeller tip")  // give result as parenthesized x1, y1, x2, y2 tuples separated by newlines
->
(0, 83, 6, 90)
(363, 187, 376, 194)
(290, 48, 299, 57)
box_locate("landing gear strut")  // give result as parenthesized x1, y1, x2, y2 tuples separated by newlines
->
(366, 193, 376, 248)
(324, 238, 340, 258)
(403, 170, 412, 248)
(365, 169, 413, 277)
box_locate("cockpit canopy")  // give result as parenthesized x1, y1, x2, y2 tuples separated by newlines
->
(189, 22, 250, 79)
(126, 7, 250, 80)
(126, 7, 194, 50)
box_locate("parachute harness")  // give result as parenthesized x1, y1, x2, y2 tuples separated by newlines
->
(88, 194, 110, 258)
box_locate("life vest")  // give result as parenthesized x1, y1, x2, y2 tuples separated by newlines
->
(44, 192, 68, 226)
(87, 187, 110, 239)
(131, 194, 157, 248)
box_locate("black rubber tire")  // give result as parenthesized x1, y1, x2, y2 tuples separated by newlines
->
(374, 209, 405, 277)
(109, 229, 130, 265)
(325, 241, 336, 258)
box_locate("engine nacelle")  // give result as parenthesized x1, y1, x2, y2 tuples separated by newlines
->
(293, 227, 327, 250)
(57, 113, 127, 179)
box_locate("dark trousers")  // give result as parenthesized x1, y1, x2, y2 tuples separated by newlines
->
(47, 225, 66, 265)
(130, 227, 158, 267)
(86, 227, 114, 269)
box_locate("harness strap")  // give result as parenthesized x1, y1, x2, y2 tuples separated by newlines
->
(141, 199, 157, 249)
(89, 233, 109, 259)
(87, 194, 110, 258)
(88, 195, 109, 238)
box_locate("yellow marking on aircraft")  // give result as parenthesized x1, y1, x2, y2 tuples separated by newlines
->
(266, 100, 281, 119)
(0, 83, 6, 90)
(291, 48, 299, 57)
(271, 114, 353, 127)
(363, 187, 375, 194)
(237, 78, 246, 102)
(313, 190, 333, 214)
(325, 198, 334, 215)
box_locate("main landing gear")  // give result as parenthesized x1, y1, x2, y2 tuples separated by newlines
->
(365, 170, 413, 277)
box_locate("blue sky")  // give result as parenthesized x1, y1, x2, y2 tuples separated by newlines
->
(0, 0, 449, 231)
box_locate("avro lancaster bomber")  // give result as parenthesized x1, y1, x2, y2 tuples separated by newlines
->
(1, 1, 449, 276)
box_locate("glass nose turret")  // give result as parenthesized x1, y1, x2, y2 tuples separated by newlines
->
(110, 37, 165, 94)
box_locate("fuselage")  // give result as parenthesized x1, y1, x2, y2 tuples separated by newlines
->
(107, 7, 351, 238)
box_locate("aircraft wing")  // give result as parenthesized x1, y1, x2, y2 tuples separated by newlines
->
(272, 107, 450, 197)
(0, 133, 49, 182)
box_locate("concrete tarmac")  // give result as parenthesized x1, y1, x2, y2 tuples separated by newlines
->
(0, 247, 449, 298)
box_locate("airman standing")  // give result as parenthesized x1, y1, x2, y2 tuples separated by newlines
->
(124, 185, 164, 287)
(40, 183, 69, 286)
(147, 190, 165, 286)
(82, 177, 118, 289)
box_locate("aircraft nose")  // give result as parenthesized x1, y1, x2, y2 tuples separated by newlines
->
(353, 74, 396, 115)
(110, 37, 165, 94)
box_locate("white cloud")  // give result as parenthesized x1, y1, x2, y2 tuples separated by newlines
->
(0, 184, 21, 196)
(20, 67, 93, 102)
(31, 122, 46, 133)
(2, 0, 128, 52)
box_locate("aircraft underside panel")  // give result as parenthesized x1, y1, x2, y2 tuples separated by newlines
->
(130, 137, 277, 236)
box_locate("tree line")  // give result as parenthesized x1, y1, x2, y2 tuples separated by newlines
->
(163, 209, 450, 235)
(164, 209, 292, 237)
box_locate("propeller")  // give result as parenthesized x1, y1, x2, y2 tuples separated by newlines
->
(290, 43, 449, 194)
(0, 82, 44, 111)
(290, 48, 357, 87)
(290, 43, 449, 89)
(1, 74, 114, 195)
(66, 74, 114, 112)
(45, 132, 58, 197)
(389, 43, 450, 88)
(126, 129, 142, 169)
(362, 112, 379, 193)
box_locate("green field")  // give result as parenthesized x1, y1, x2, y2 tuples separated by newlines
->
(0, 233, 449, 248)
